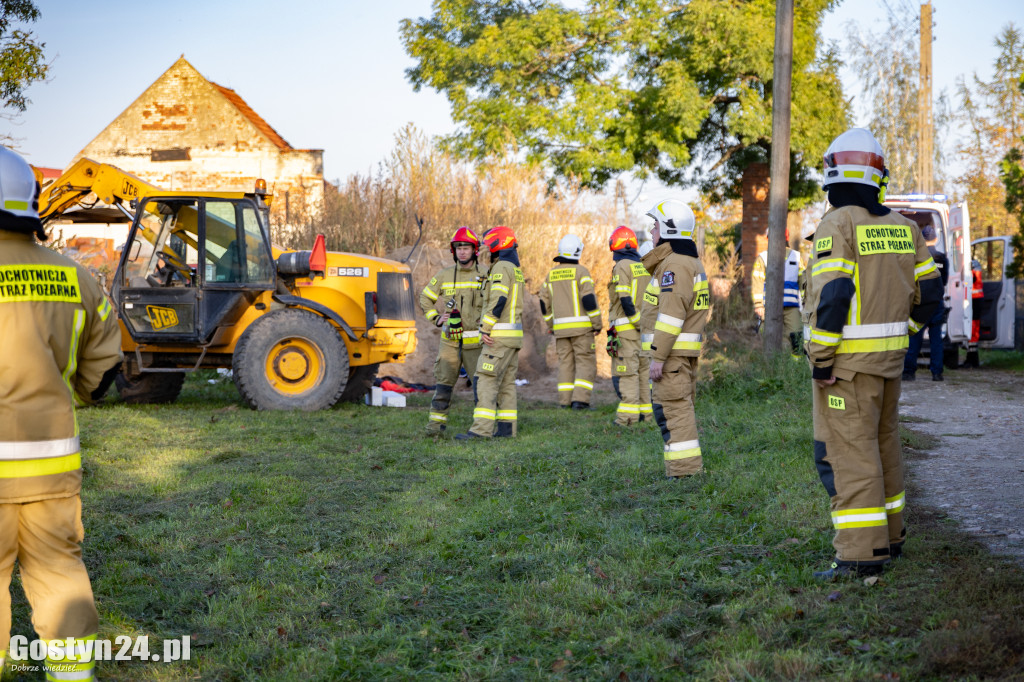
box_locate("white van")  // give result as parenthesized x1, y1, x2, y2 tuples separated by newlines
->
(970, 235, 1023, 351)
(885, 195, 973, 367)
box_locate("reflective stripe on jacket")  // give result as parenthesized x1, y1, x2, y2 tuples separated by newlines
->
(607, 258, 651, 339)
(0, 231, 122, 503)
(479, 259, 525, 348)
(638, 278, 660, 351)
(643, 242, 709, 361)
(539, 262, 602, 338)
(804, 206, 940, 379)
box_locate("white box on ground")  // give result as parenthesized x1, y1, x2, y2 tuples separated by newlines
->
(382, 391, 406, 408)
(366, 386, 383, 406)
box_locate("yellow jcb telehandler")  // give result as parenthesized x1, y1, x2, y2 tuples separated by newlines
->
(36, 159, 417, 410)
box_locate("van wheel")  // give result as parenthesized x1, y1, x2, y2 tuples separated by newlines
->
(339, 363, 380, 403)
(233, 309, 349, 410)
(115, 372, 185, 404)
(943, 344, 964, 370)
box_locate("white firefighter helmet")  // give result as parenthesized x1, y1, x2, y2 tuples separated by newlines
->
(822, 127, 887, 189)
(558, 233, 584, 259)
(645, 199, 695, 240)
(638, 240, 654, 257)
(0, 146, 40, 222)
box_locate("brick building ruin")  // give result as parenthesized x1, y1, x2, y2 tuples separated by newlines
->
(74, 56, 323, 231)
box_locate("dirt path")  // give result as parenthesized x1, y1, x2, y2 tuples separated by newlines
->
(899, 366, 1024, 564)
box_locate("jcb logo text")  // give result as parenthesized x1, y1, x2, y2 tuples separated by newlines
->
(146, 305, 179, 330)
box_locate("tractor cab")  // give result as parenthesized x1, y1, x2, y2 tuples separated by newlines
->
(112, 193, 276, 345)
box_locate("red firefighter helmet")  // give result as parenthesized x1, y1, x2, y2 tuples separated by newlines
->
(482, 225, 517, 253)
(609, 225, 638, 252)
(450, 226, 480, 258)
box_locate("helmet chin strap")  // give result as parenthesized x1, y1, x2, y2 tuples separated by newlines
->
(877, 168, 890, 203)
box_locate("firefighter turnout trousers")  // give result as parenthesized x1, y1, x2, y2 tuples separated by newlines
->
(611, 335, 648, 425)
(0, 496, 99, 681)
(427, 343, 482, 433)
(812, 373, 905, 566)
(556, 334, 596, 406)
(470, 345, 520, 437)
(653, 356, 702, 477)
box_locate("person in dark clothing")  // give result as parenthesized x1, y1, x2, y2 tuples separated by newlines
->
(902, 223, 950, 381)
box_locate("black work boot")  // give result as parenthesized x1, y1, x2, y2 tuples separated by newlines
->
(571, 401, 590, 410)
(890, 542, 904, 559)
(454, 432, 485, 441)
(932, 373, 944, 382)
(813, 560, 884, 581)
(494, 422, 514, 438)
(901, 372, 915, 382)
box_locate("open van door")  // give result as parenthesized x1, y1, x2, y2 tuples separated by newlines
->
(971, 236, 1022, 350)
(947, 203, 972, 345)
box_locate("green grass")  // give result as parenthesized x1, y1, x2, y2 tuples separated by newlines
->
(978, 348, 1024, 372)
(5, 358, 1023, 681)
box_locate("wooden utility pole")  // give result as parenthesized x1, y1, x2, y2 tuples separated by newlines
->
(917, 1, 934, 193)
(764, 0, 793, 355)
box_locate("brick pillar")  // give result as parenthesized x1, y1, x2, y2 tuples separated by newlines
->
(741, 162, 770, 300)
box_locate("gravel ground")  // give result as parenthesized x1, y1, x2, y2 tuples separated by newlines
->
(899, 366, 1024, 564)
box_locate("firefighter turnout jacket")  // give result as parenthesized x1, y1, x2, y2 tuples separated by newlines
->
(419, 261, 488, 351)
(647, 243, 709, 364)
(804, 206, 941, 380)
(608, 257, 650, 340)
(539, 261, 602, 337)
(0, 231, 122, 502)
(480, 256, 525, 348)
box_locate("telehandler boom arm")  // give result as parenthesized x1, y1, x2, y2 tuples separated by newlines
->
(36, 158, 160, 223)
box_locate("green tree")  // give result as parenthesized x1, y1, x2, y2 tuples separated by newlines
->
(957, 24, 1024, 247)
(400, 0, 846, 206)
(0, 0, 47, 117)
(1000, 74, 1024, 277)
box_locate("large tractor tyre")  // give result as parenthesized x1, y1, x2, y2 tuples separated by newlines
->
(338, 363, 380, 404)
(233, 309, 350, 411)
(115, 372, 186, 404)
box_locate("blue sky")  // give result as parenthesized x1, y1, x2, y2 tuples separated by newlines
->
(11, 1, 1024, 186)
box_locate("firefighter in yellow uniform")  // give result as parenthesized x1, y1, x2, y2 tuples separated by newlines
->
(806, 128, 942, 579)
(456, 226, 524, 439)
(419, 227, 487, 434)
(637, 239, 658, 421)
(644, 199, 710, 478)
(539, 234, 602, 409)
(0, 147, 122, 681)
(606, 226, 652, 426)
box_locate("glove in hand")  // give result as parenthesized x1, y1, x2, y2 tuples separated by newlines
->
(605, 328, 620, 357)
(446, 308, 463, 341)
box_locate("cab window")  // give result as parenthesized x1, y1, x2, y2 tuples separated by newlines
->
(123, 199, 200, 288)
(204, 200, 274, 285)
(974, 240, 1006, 281)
